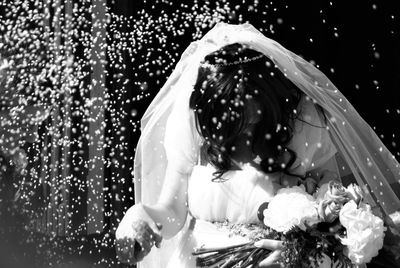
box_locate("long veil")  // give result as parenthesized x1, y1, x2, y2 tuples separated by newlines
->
(133, 23, 400, 267)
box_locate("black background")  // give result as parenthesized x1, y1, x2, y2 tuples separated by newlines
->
(110, 0, 400, 161)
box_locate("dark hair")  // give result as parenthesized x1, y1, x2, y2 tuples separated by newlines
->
(189, 43, 303, 180)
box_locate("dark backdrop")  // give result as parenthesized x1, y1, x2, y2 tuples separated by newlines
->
(107, 0, 400, 219)
(109, 0, 400, 159)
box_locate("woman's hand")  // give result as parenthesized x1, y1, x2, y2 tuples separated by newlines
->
(115, 205, 163, 264)
(254, 239, 284, 268)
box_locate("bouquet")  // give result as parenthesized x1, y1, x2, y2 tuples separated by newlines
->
(192, 181, 387, 267)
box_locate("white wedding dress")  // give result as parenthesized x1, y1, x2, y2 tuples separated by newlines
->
(163, 97, 339, 267)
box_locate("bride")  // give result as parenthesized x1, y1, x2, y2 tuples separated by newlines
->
(116, 23, 400, 267)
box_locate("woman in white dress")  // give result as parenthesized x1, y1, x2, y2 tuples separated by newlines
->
(116, 23, 400, 268)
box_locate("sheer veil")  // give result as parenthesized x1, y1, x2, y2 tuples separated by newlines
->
(133, 23, 400, 267)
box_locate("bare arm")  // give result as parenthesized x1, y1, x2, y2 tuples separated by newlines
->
(115, 166, 191, 264)
(142, 167, 190, 239)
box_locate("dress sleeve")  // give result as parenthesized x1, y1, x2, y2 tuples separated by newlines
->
(164, 100, 202, 174)
(288, 97, 337, 174)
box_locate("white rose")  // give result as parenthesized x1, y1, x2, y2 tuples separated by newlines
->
(314, 182, 330, 203)
(386, 211, 400, 236)
(389, 211, 400, 226)
(314, 181, 349, 205)
(263, 185, 320, 233)
(339, 201, 386, 265)
(318, 200, 342, 223)
(346, 184, 364, 204)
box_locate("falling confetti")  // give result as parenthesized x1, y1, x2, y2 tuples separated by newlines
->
(0, 0, 399, 267)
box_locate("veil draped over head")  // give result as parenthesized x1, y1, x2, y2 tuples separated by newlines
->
(133, 23, 400, 267)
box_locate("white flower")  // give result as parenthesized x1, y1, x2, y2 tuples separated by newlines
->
(314, 181, 349, 204)
(387, 211, 400, 236)
(346, 184, 364, 204)
(314, 182, 330, 203)
(388, 211, 400, 226)
(339, 201, 386, 265)
(263, 185, 320, 233)
(318, 200, 342, 223)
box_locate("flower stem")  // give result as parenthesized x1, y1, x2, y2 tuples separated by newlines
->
(197, 247, 252, 266)
(193, 242, 253, 256)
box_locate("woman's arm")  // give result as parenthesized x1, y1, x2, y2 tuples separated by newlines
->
(142, 167, 190, 239)
(115, 166, 190, 264)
